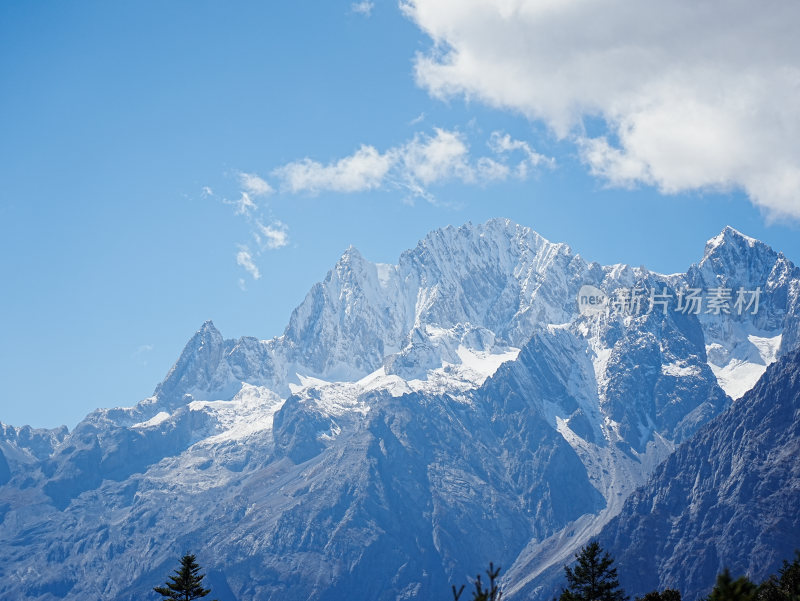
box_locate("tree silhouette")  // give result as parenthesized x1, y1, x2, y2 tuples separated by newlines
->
(757, 551, 800, 601)
(707, 568, 756, 601)
(154, 553, 216, 601)
(635, 589, 681, 601)
(452, 562, 503, 601)
(559, 541, 628, 601)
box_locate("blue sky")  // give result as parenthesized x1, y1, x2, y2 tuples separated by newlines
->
(2, 1, 799, 428)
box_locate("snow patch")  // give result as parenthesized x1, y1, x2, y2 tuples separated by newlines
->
(189, 384, 286, 443)
(661, 362, 701, 377)
(132, 411, 170, 428)
(707, 333, 782, 400)
(285, 346, 520, 418)
(591, 347, 612, 400)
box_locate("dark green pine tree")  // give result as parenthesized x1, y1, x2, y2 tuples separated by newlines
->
(635, 589, 682, 601)
(153, 553, 216, 601)
(559, 541, 628, 601)
(707, 568, 756, 601)
(452, 562, 503, 601)
(777, 552, 800, 600)
(758, 552, 800, 601)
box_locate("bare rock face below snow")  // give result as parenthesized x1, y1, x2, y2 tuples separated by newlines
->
(0, 219, 798, 601)
(595, 347, 800, 601)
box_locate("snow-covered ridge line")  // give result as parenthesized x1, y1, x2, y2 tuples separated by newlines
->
(146, 219, 797, 425)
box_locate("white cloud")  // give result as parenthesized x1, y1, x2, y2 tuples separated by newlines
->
(274, 145, 393, 194)
(475, 157, 510, 181)
(236, 247, 261, 280)
(400, 128, 472, 185)
(225, 191, 258, 217)
(402, 0, 800, 220)
(224, 172, 287, 285)
(272, 128, 550, 199)
(489, 131, 553, 178)
(255, 220, 289, 250)
(201, 186, 214, 197)
(238, 172, 273, 197)
(351, 1, 374, 16)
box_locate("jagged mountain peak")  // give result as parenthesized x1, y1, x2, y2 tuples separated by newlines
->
(175, 319, 225, 359)
(712, 225, 760, 246)
(700, 225, 776, 270)
(152, 319, 230, 403)
(325, 219, 571, 294)
(325, 244, 381, 290)
(336, 244, 365, 263)
(409, 218, 570, 261)
(199, 318, 218, 329)
(279, 219, 581, 382)
(197, 318, 222, 337)
(691, 225, 798, 303)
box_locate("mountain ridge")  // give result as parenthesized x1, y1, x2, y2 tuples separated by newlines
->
(596, 344, 800, 600)
(0, 218, 798, 601)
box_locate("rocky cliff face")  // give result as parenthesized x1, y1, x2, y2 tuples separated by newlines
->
(595, 347, 800, 600)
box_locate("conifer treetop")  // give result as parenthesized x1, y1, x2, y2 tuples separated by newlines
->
(560, 541, 628, 601)
(153, 553, 216, 601)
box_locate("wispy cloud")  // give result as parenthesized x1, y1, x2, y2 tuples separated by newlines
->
(351, 1, 374, 16)
(474, 157, 510, 182)
(220, 171, 288, 283)
(402, 0, 800, 220)
(271, 128, 551, 200)
(238, 172, 273, 197)
(488, 132, 554, 178)
(224, 191, 258, 216)
(255, 220, 289, 250)
(236, 247, 261, 280)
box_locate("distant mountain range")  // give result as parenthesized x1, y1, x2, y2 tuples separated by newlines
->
(0, 219, 798, 600)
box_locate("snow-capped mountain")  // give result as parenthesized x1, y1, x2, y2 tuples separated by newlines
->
(689, 227, 797, 399)
(0, 219, 797, 601)
(153, 221, 585, 407)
